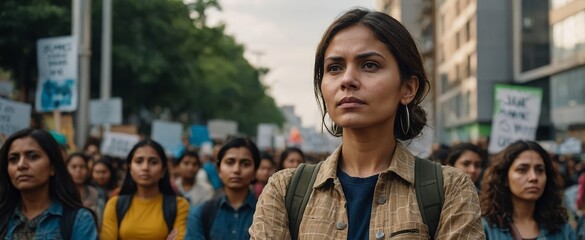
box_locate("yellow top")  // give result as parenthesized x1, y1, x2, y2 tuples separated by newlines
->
(100, 194, 189, 240)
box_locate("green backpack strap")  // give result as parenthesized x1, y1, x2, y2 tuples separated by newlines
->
(285, 162, 323, 240)
(414, 156, 444, 240)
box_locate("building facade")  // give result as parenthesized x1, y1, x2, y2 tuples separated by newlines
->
(378, 0, 584, 145)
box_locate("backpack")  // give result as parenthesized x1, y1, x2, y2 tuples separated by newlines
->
(285, 156, 444, 240)
(577, 216, 585, 240)
(60, 206, 80, 240)
(200, 196, 222, 239)
(116, 194, 177, 233)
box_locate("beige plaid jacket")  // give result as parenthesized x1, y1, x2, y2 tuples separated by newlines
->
(249, 143, 485, 239)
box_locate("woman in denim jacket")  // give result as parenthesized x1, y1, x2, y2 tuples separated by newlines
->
(481, 140, 575, 239)
(0, 128, 98, 239)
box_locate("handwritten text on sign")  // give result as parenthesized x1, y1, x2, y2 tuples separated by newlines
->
(0, 98, 31, 139)
(101, 132, 140, 158)
(36, 36, 78, 112)
(488, 85, 542, 154)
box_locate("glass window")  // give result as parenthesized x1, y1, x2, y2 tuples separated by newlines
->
(456, 31, 460, 49)
(465, 21, 471, 42)
(551, 0, 575, 9)
(551, 67, 585, 108)
(551, 11, 585, 62)
(575, 12, 585, 52)
(466, 55, 471, 78)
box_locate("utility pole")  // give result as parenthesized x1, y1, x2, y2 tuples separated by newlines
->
(74, 0, 91, 149)
(100, 0, 113, 134)
(101, 0, 112, 100)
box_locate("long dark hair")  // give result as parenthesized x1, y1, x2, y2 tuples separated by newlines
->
(314, 8, 429, 139)
(480, 140, 567, 232)
(0, 128, 85, 235)
(119, 139, 176, 195)
(444, 143, 485, 166)
(66, 152, 92, 185)
(278, 147, 305, 170)
(92, 157, 118, 191)
(217, 137, 260, 171)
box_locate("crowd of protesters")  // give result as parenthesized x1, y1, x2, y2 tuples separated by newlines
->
(2, 7, 585, 240)
(1, 126, 584, 239)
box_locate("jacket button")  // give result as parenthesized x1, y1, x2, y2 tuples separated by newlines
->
(375, 230, 385, 239)
(377, 196, 387, 204)
(336, 221, 347, 230)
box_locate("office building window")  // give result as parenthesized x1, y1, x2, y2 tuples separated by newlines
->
(551, 0, 576, 9)
(465, 21, 471, 42)
(455, 31, 460, 49)
(466, 55, 471, 78)
(551, 11, 585, 62)
(551, 67, 585, 108)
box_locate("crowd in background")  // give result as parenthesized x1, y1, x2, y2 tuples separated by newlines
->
(1, 126, 584, 239)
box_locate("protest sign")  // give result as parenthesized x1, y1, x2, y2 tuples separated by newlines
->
(101, 132, 140, 158)
(36, 36, 78, 112)
(0, 98, 31, 143)
(89, 98, 122, 125)
(152, 120, 183, 154)
(257, 123, 278, 149)
(488, 85, 543, 154)
(559, 137, 582, 155)
(208, 119, 237, 140)
(189, 124, 210, 147)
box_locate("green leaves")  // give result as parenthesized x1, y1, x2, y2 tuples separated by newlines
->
(0, 0, 283, 136)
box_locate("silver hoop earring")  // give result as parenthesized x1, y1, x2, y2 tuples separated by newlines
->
(401, 104, 410, 135)
(332, 123, 342, 136)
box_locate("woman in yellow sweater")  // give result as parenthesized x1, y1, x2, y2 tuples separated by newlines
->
(100, 139, 189, 240)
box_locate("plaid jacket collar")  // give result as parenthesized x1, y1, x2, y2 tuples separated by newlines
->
(313, 141, 415, 189)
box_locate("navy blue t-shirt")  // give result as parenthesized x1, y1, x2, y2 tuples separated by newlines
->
(337, 169, 378, 240)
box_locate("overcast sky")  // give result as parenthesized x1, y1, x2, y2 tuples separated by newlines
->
(207, 0, 377, 129)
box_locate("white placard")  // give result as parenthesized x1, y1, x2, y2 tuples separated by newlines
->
(151, 120, 183, 154)
(89, 98, 122, 125)
(559, 137, 582, 155)
(0, 98, 31, 139)
(101, 132, 140, 158)
(0, 81, 14, 97)
(257, 123, 278, 149)
(488, 85, 543, 154)
(208, 119, 237, 140)
(36, 36, 78, 112)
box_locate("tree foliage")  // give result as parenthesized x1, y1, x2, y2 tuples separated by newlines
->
(0, 0, 284, 136)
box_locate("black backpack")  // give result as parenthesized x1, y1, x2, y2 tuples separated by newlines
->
(115, 194, 177, 233)
(285, 156, 444, 240)
(60, 206, 80, 240)
(200, 196, 222, 239)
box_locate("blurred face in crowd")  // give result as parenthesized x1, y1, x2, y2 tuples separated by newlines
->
(453, 151, 482, 183)
(219, 147, 255, 191)
(282, 152, 303, 169)
(178, 155, 200, 180)
(85, 144, 99, 157)
(256, 159, 275, 183)
(130, 146, 165, 189)
(7, 137, 54, 192)
(507, 150, 547, 202)
(67, 155, 89, 185)
(92, 162, 111, 187)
